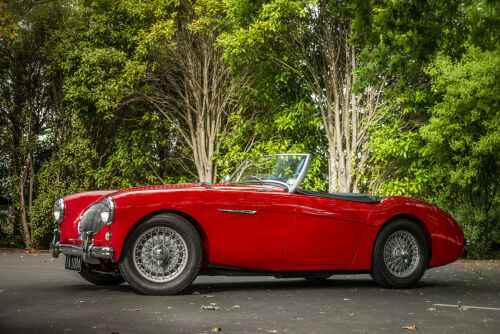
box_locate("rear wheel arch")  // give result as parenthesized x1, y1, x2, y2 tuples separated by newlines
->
(376, 213, 432, 263)
(370, 215, 431, 288)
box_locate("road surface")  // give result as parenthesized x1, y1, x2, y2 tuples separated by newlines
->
(0, 252, 499, 333)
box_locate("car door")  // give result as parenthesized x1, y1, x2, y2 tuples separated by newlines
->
(280, 195, 371, 266)
(209, 190, 298, 270)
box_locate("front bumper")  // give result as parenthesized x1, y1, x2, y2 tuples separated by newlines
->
(50, 229, 114, 261)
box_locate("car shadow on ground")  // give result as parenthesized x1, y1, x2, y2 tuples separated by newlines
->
(185, 278, 448, 294)
(60, 276, 450, 295)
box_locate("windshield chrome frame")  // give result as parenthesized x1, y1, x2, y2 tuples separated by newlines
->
(227, 153, 311, 193)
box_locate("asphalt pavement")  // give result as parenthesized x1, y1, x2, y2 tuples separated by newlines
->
(0, 252, 499, 334)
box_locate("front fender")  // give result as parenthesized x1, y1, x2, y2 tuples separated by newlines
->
(100, 189, 214, 261)
(60, 190, 115, 244)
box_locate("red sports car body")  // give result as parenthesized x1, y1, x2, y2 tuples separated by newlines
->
(50, 154, 464, 294)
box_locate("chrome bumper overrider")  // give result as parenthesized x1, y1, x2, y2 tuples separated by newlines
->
(50, 229, 114, 261)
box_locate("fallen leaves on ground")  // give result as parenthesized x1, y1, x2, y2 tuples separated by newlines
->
(0, 248, 48, 253)
(201, 303, 220, 310)
(401, 325, 417, 330)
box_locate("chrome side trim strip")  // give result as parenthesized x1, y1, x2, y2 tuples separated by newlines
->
(218, 209, 257, 215)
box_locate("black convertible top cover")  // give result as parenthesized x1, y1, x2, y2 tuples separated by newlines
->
(296, 188, 381, 204)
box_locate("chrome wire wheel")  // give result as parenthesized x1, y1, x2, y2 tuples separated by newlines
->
(132, 227, 188, 283)
(383, 230, 421, 278)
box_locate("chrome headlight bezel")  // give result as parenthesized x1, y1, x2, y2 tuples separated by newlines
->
(53, 198, 65, 224)
(100, 197, 115, 226)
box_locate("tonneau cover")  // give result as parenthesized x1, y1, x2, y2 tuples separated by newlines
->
(296, 188, 381, 204)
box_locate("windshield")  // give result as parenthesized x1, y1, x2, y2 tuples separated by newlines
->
(227, 154, 311, 192)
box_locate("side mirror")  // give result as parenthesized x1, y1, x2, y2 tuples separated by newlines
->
(221, 175, 230, 183)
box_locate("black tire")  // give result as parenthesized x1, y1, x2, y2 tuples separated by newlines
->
(79, 265, 125, 286)
(371, 219, 429, 289)
(119, 213, 202, 295)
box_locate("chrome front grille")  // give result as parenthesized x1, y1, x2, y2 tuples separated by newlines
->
(78, 202, 105, 238)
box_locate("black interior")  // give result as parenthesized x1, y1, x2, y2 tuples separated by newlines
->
(296, 188, 381, 204)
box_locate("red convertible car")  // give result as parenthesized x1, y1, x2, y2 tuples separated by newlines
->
(50, 154, 464, 295)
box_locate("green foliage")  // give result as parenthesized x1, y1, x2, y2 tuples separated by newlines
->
(0, 2, 21, 39)
(367, 118, 428, 198)
(63, 0, 194, 188)
(362, 1, 499, 258)
(215, 0, 331, 190)
(1, 0, 499, 258)
(0, 0, 72, 248)
(351, 0, 468, 88)
(64, 0, 149, 117)
(421, 46, 500, 257)
(468, 0, 500, 50)
(31, 119, 97, 247)
(216, 100, 328, 191)
(365, 84, 436, 198)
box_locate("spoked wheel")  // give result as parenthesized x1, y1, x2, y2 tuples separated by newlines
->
(119, 213, 202, 295)
(132, 226, 190, 283)
(79, 264, 125, 286)
(371, 219, 429, 288)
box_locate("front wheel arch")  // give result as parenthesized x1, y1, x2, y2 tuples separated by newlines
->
(117, 209, 208, 262)
(118, 212, 203, 295)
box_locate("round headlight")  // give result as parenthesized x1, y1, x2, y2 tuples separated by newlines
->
(53, 198, 65, 224)
(100, 211, 110, 223)
(100, 197, 115, 225)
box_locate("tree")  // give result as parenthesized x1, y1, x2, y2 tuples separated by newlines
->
(347, 0, 469, 197)
(422, 46, 500, 257)
(139, 1, 250, 183)
(63, 0, 250, 184)
(0, 1, 70, 247)
(220, 0, 388, 192)
(62, 0, 189, 187)
(357, 0, 499, 257)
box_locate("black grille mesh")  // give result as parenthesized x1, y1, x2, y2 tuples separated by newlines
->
(78, 202, 105, 237)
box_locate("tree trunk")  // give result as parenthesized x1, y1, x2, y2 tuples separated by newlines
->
(269, 1, 386, 193)
(17, 166, 31, 248)
(142, 23, 248, 184)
